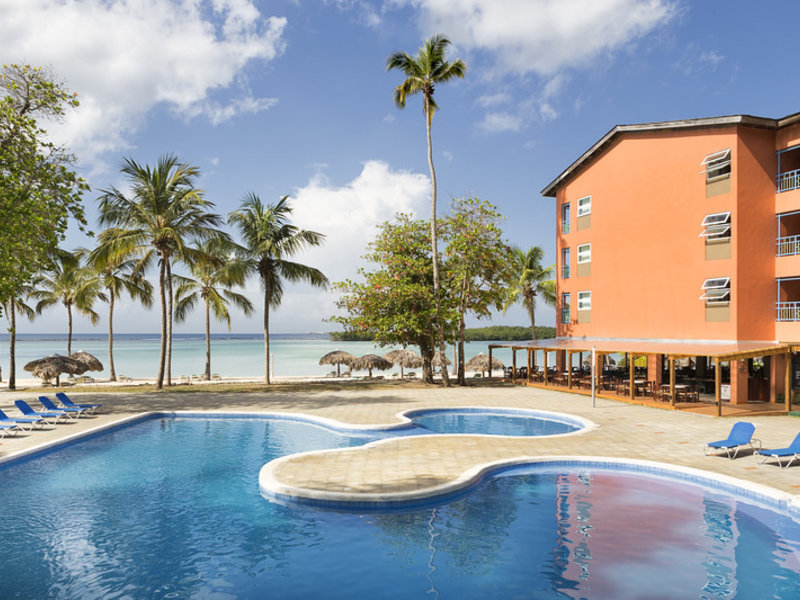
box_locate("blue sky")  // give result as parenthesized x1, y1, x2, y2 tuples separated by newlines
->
(3, 0, 800, 335)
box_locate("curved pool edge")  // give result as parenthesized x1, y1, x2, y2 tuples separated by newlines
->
(260, 454, 800, 517)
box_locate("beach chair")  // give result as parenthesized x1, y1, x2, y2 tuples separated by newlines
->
(14, 400, 67, 425)
(0, 422, 18, 438)
(55, 392, 102, 414)
(704, 421, 761, 459)
(755, 432, 800, 468)
(0, 408, 44, 431)
(38, 396, 83, 420)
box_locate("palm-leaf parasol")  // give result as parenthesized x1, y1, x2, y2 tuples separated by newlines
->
(382, 349, 423, 378)
(351, 354, 392, 378)
(70, 350, 104, 372)
(431, 352, 451, 368)
(24, 354, 86, 386)
(319, 350, 357, 377)
(465, 353, 504, 377)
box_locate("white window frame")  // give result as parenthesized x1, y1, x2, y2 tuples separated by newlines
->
(700, 277, 730, 304)
(699, 211, 731, 239)
(701, 149, 731, 181)
(577, 195, 591, 217)
(577, 243, 591, 264)
(577, 290, 592, 311)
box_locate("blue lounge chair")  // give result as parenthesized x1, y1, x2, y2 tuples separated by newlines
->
(0, 423, 18, 438)
(704, 421, 761, 459)
(14, 400, 67, 425)
(755, 432, 800, 468)
(39, 396, 84, 419)
(0, 408, 43, 431)
(56, 392, 102, 414)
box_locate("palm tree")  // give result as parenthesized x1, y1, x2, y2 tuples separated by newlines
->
(89, 231, 154, 381)
(387, 34, 466, 387)
(96, 154, 225, 389)
(174, 240, 254, 380)
(31, 250, 106, 354)
(229, 194, 328, 384)
(3, 285, 35, 390)
(504, 246, 556, 341)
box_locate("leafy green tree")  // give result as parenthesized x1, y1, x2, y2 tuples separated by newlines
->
(0, 64, 89, 305)
(88, 231, 154, 381)
(444, 198, 515, 384)
(31, 250, 106, 355)
(174, 240, 254, 380)
(387, 35, 466, 387)
(96, 155, 224, 389)
(504, 246, 556, 341)
(229, 194, 328, 384)
(3, 285, 36, 390)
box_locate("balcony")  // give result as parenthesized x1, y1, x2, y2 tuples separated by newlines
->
(777, 301, 800, 321)
(777, 169, 800, 193)
(777, 234, 800, 256)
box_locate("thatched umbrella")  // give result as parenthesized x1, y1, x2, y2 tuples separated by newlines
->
(431, 351, 451, 367)
(383, 349, 423, 378)
(465, 353, 505, 377)
(351, 354, 392, 378)
(24, 354, 86, 387)
(70, 350, 104, 372)
(319, 350, 356, 377)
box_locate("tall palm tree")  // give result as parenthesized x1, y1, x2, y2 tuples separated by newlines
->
(387, 34, 466, 387)
(96, 154, 225, 389)
(31, 250, 106, 354)
(174, 240, 254, 380)
(504, 246, 556, 341)
(3, 285, 35, 390)
(88, 231, 154, 381)
(229, 194, 328, 384)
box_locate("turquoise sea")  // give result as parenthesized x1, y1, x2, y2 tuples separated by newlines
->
(0, 333, 526, 381)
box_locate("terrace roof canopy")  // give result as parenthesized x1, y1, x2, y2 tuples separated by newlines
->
(488, 338, 795, 361)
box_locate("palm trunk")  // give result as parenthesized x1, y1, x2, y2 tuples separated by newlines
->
(457, 277, 468, 385)
(156, 259, 167, 390)
(8, 300, 16, 390)
(166, 260, 173, 386)
(424, 96, 449, 387)
(67, 303, 73, 355)
(108, 287, 117, 381)
(263, 284, 270, 385)
(204, 296, 211, 380)
(526, 289, 537, 341)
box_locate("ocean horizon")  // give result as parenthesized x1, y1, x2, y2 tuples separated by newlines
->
(0, 332, 525, 380)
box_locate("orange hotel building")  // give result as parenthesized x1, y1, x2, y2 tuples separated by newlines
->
(498, 111, 800, 414)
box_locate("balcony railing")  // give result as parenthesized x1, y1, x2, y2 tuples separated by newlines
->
(777, 169, 800, 192)
(777, 301, 800, 321)
(561, 265, 570, 279)
(562, 220, 570, 234)
(561, 309, 570, 324)
(777, 234, 800, 256)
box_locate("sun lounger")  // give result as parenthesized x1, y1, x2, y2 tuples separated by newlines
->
(0, 423, 18, 438)
(755, 432, 800, 468)
(39, 396, 85, 419)
(55, 392, 102, 414)
(0, 408, 44, 431)
(704, 421, 761, 459)
(14, 400, 67, 425)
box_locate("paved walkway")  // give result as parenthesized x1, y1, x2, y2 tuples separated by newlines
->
(2, 385, 799, 504)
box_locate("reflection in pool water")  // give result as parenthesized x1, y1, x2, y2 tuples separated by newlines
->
(0, 416, 798, 599)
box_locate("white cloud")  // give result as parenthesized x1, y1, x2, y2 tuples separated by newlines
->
(475, 92, 511, 107)
(479, 112, 523, 133)
(0, 0, 286, 168)
(398, 0, 677, 76)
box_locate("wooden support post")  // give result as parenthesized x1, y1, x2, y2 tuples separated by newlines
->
(512, 349, 517, 382)
(488, 347, 493, 380)
(595, 351, 601, 390)
(669, 356, 676, 408)
(785, 350, 792, 413)
(629, 353, 635, 400)
(715, 358, 722, 417)
(543, 351, 548, 385)
(567, 351, 573, 389)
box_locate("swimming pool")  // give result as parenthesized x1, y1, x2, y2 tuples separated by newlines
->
(405, 407, 583, 436)
(1, 414, 798, 599)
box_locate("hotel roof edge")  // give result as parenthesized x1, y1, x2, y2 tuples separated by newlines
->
(540, 112, 799, 197)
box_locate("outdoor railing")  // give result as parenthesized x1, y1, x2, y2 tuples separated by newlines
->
(561, 309, 570, 324)
(777, 234, 800, 256)
(561, 265, 570, 279)
(562, 220, 570, 234)
(777, 169, 800, 192)
(777, 301, 800, 321)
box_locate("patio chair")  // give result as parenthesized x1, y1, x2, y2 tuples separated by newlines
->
(0, 408, 44, 431)
(755, 432, 800, 468)
(38, 396, 83, 420)
(55, 392, 102, 414)
(704, 421, 761, 459)
(0, 422, 19, 438)
(14, 400, 67, 425)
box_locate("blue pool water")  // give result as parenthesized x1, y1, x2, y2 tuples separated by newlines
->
(408, 408, 581, 436)
(1, 416, 799, 599)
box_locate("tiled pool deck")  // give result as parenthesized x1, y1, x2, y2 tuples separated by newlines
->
(2, 385, 799, 503)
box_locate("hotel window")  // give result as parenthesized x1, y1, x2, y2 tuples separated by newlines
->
(577, 243, 591, 264)
(561, 247, 570, 278)
(701, 149, 731, 182)
(577, 195, 591, 217)
(700, 212, 731, 240)
(561, 292, 570, 323)
(561, 203, 570, 234)
(700, 277, 730, 305)
(577, 290, 592, 311)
